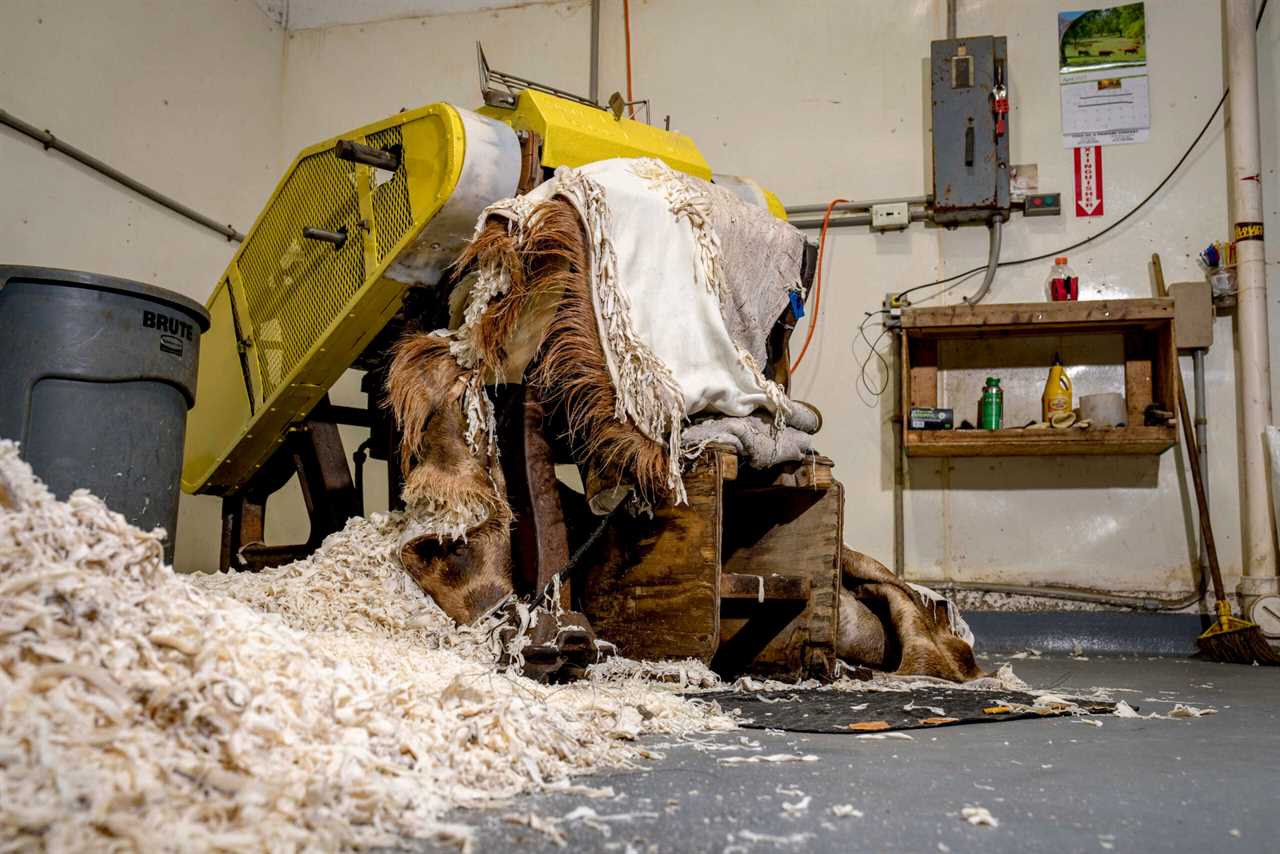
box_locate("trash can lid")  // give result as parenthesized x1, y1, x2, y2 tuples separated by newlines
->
(0, 265, 210, 331)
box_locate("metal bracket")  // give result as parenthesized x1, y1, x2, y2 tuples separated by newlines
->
(478, 42, 602, 111)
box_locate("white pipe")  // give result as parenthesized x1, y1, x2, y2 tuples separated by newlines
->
(1225, 0, 1277, 595)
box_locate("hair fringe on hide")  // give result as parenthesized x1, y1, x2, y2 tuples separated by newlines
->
(523, 199, 673, 506)
(386, 331, 512, 526)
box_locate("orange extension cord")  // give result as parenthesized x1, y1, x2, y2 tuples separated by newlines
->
(789, 198, 846, 374)
(623, 0, 634, 117)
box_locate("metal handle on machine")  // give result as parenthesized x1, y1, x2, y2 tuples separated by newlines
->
(333, 139, 401, 171)
(303, 226, 348, 249)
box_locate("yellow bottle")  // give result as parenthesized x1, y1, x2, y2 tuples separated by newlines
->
(1042, 355, 1072, 421)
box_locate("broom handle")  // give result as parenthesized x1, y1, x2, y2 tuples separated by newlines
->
(1152, 253, 1227, 602)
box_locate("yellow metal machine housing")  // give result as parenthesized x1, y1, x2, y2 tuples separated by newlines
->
(184, 89, 785, 497)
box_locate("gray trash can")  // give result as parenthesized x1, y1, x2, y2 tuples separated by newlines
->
(0, 265, 210, 562)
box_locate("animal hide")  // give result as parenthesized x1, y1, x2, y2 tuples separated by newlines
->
(386, 333, 514, 624)
(447, 158, 813, 504)
(837, 547, 981, 682)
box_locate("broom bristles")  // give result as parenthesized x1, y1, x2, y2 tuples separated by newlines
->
(1197, 621, 1280, 665)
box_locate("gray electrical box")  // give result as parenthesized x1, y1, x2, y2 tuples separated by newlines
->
(930, 36, 1010, 225)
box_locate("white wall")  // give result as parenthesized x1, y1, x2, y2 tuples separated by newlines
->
(0, 0, 286, 571)
(8, 0, 1271, 598)
(278, 0, 1278, 601)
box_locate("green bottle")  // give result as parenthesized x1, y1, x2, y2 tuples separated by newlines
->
(978, 377, 1003, 430)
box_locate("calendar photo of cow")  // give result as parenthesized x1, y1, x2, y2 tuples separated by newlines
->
(1059, 2, 1147, 73)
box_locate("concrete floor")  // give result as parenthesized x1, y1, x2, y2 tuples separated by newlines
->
(420, 656, 1280, 853)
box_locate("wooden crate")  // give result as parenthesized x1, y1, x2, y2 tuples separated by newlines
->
(579, 447, 842, 680)
(900, 299, 1178, 457)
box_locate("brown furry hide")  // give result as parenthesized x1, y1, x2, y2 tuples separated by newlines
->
(838, 547, 981, 682)
(457, 198, 671, 507)
(387, 196, 673, 623)
(386, 332, 514, 624)
(522, 200, 672, 506)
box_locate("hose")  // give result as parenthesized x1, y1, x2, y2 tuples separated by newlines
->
(962, 216, 1003, 304)
(789, 198, 846, 373)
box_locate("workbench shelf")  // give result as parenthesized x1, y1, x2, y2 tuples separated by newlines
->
(899, 298, 1178, 458)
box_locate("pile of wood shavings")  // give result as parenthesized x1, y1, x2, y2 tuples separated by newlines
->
(0, 441, 731, 851)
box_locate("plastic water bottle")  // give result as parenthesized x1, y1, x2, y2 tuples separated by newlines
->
(1048, 257, 1078, 301)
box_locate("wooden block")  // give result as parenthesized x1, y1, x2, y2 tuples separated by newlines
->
(579, 449, 724, 663)
(904, 425, 1177, 457)
(907, 337, 939, 408)
(720, 572, 812, 602)
(717, 482, 843, 680)
(1168, 281, 1213, 349)
(902, 298, 1173, 336)
(1123, 329, 1155, 423)
(735, 455, 835, 491)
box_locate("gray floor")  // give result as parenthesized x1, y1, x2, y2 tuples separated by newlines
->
(419, 656, 1280, 853)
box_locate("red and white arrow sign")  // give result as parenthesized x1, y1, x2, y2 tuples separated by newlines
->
(1074, 145, 1104, 217)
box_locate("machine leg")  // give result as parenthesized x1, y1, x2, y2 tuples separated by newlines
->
(495, 384, 570, 604)
(221, 397, 361, 572)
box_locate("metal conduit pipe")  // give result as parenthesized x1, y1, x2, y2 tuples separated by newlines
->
(946, 0, 957, 39)
(589, 0, 601, 104)
(962, 217, 1003, 304)
(789, 204, 929, 231)
(786, 196, 930, 216)
(935, 581, 1204, 612)
(1193, 349, 1210, 572)
(0, 108, 244, 242)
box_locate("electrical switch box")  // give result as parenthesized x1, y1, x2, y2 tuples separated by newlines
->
(1023, 193, 1061, 216)
(1168, 281, 1213, 349)
(871, 202, 910, 232)
(930, 36, 1010, 225)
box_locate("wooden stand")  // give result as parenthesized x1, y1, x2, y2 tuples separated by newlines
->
(579, 446, 843, 681)
(900, 298, 1178, 457)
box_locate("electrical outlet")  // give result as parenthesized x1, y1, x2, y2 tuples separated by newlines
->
(871, 202, 910, 232)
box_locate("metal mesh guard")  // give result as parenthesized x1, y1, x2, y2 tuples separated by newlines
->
(236, 151, 364, 400)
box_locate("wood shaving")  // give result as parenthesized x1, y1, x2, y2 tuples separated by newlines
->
(780, 796, 811, 814)
(961, 805, 999, 827)
(0, 441, 731, 850)
(735, 829, 816, 846)
(503, 812, 567, 846)
(717, 753, 819, 765)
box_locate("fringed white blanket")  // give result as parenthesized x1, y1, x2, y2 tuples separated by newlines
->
(454, 157, 813, 501)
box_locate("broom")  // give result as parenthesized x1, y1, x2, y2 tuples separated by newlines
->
(1153, 253, 1280, 664)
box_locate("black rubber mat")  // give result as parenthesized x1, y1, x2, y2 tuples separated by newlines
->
(696, 687, 1117, 734)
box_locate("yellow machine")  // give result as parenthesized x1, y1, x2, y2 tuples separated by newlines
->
(185, 88, 786, 497)
(184, 58, 792, 569)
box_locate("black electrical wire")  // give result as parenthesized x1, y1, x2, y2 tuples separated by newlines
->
(893, 0, 1269, 305)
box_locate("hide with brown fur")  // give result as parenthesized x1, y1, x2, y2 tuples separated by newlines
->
(838, 547, 981, 682)
(387, 332, 514, 624)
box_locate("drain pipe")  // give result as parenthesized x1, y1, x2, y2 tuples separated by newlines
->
(1225, 0, 1277, 612)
